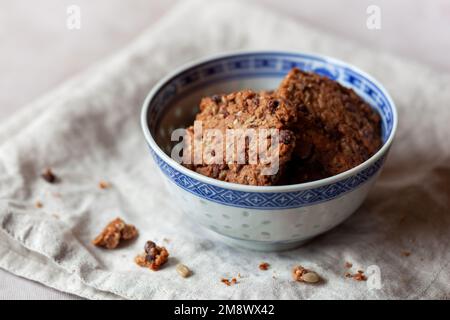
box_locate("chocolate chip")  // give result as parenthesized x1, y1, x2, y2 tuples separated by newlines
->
(279, 130, 293, 145)
(212, 95, 222, 104)
(211, 150, 216, 157)
(268, 99, 280, 113)
(41, 168, 57, 183)
(145, 254, 155, 263)
(144, 240, 156, 253)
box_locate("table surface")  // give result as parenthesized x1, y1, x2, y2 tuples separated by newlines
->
(0, 0, 448, 300)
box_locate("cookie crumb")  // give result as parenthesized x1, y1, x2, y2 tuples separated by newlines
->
(292, 265, 321, 283)
(35, 201, 43, 208)
(221, 277, 238, 286)
(41, 168, 57, 183)
(221, 278, 231, 286)
(135, 241, 169, 271)
(353, 271, 367, 281)
(345, 270, 367, 281)
(98, 181, 111, 189)
(92, 217, 138, 249)
(259, 262, 270, 271)
(345, 262, 353, 268)
(402, 251, 411, 257)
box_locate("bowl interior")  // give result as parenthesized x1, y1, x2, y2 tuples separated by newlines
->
(146, 51, 395, 158)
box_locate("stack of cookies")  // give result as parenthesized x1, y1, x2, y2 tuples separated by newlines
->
(182, 68, 381, 186)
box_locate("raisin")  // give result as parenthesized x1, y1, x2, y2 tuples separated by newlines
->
(212, 95, 222, 104)
(145, 254, 155, 263)
(144, 240, 156, 253)
(268, 99, 280, 113)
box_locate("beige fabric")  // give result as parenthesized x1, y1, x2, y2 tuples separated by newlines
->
(0, 0, 449, 299)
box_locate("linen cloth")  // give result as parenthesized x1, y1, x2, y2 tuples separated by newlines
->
(0, 0, 449, 299)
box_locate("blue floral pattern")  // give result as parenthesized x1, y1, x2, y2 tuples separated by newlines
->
(151, 149, 385, 209)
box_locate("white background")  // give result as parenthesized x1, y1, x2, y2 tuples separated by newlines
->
(0, 0, 449, 299)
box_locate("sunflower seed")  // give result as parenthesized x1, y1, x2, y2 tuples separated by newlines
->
(301, 271, 320, 283)
(176, 263, 191, 278)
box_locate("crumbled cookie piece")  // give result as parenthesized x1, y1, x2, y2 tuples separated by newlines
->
(345, 270, 367, 281)
(221, 277, 238, 286)
(35, 201, 43, 208)
(259, 262, 270, 271)
(292, 265, 321, 283)
(353, 270, 367, 281)
(41, 168, 58, 183)
(92, 217, 138, 249)
(345, 262, 353, 268)
(98, 181, 111, 189)
(135, 240, 169, 271)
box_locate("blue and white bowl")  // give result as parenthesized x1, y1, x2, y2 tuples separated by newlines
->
(141, 51, 398, 251)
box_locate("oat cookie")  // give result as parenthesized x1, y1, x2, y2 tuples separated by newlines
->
(277, 68, 382, 182)
(182, 90, 297, 186)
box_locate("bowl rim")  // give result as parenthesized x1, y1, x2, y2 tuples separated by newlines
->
(140, 49, 398, 193)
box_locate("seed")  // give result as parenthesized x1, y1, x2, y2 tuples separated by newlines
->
(176, 264, 191, 278)
(301, 271, 320, 283)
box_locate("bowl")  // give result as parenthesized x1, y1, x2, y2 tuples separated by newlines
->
(140, 50, 397, 251)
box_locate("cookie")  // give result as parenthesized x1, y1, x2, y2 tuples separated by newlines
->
(277, 68, 382, 182)
(182, 90, 297, 186)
